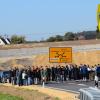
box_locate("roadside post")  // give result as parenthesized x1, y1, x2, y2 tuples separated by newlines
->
(42, 77, 45, 88)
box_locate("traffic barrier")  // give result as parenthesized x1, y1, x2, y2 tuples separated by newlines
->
(79, 87, 100, 100)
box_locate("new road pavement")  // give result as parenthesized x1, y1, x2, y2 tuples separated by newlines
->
(45, 81, 100, 94)
(0, 44, 100, 58)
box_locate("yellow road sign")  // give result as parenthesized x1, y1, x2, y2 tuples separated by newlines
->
(97, 4, 100, 32)
(49, 47, 72, 63)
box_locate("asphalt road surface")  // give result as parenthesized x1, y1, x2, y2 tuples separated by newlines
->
(45, 81, 100, 93)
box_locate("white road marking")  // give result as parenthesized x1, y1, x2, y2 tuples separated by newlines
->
(45, 86, 79, 94)
(77, 84, 87, 86)
(68, 83, 76, 85)
(68, 83, 87, 86)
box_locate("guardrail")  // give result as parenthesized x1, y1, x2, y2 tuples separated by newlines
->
(79, 87, 100, 100)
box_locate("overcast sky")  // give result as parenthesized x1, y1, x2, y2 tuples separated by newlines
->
(0, 0, 99, 40)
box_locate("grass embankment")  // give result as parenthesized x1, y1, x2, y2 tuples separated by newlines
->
(0, 93, 23, 100)
(2, 84, 79, 100)
(0, 85, 59, 100)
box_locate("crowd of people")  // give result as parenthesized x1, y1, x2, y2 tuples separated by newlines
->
(0, 64, 100, 87)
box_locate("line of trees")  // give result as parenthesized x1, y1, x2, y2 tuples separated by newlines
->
(0, 34, 26, 44)
(46, 31, 98, 42)
(0, 31, 100, 44)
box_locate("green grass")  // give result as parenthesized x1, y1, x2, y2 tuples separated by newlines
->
(0, 93, 23, 100)
(54, 97, 60, 100)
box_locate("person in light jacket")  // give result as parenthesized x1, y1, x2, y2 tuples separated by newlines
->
(41, 67, 47, 84)
(94, 74, 99, 88)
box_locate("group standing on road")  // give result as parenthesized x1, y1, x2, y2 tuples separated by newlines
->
(0, 64, 100, 87)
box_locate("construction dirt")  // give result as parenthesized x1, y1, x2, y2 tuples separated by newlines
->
(1, 50, 100, 70)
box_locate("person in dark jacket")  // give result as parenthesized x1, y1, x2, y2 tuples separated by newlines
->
(82, 65, 88, 81)
(17, 69, 23, 86)
(68, 65, 72, 80)
(64, 65, 69, 81)
(46, 66, 51, 82)
(51, 66, 56, 81)
(96, 64, 100, 79)
(73, 65, 79, 80)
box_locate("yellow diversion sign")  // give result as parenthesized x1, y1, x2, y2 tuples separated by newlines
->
(97, 4, 100, 32)
(49, 47, 72, 63)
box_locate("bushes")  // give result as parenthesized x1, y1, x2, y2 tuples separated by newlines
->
(11, 35, 25, 44)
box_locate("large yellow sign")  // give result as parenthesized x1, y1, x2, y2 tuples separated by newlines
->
(49, 47, 72, 63)
(97, 4, 100, 32)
